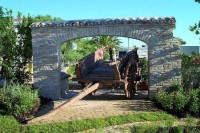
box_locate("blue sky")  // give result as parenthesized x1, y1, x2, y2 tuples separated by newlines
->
(0, 0, 200, 46)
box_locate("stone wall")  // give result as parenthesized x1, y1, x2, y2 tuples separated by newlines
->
(31, 17, 181, 100)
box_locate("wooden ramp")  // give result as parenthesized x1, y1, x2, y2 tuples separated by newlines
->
(28, 82, 103, 123)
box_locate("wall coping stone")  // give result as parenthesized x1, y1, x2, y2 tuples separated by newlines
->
(30, 17, 175, 28)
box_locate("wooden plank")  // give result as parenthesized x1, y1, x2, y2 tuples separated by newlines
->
(76, 47, 105, 78)
(113, 62, 121, 80)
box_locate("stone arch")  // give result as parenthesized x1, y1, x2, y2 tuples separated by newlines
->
(31, 17, 181, 99)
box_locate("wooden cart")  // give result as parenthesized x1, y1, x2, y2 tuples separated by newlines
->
(73, 47, 140, 99)
(29, 47, 141, 121)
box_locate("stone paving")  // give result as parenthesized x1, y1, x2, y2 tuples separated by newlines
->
(29, 88, 159, 125)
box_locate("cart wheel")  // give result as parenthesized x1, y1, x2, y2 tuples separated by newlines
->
(127, 80, 136, 99)
(124, 62, 137, 99)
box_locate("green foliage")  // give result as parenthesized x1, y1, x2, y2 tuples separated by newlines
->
(61, 38, 99, 65)
(0, 6, 63, 82)
(173, 91, 188, 111)
(24, 112, 174, 132)
(0, 7, 17, 81)
(166, 83, 183, 93)
(196, 0, 200, 3)
(91, 35, 121, 49)
(131, 125, 200, 133)
(33, 15, 62, 22)
(156, 84, 187, 111)
(0, 110, 20, 132)
(15, 13, 33, 83)
(140, 57, 148, 80)
(187, 89, 200, 114)
(90, 35, 121, 60)
(67, 65, 75, 77)
(7, 110, 200, 133)
(190, 21, 200, 34)
(186, 115, 198, 126)
(61, 38, 100, 76)
(158, 84, 186, 110)
(0, 104, 197, 133)
(182, 53, 200, 89)
(190, 0, 200, 35)
(156, 91, 174, 110)
(0, 8, 32, 82)
(0, 83, 40, 122)
(156, 83, 200, 116)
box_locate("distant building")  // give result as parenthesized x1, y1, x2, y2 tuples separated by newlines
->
(181, 45, 200, 55)
(118, 45, 200, 60)
(118, 46, 148, 59)
(13, 18, 22, 27)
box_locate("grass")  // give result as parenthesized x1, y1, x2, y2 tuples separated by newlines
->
(0, 110, 176, 133)
(0, 110, 20, 132)
(131, 125, 200, 133)
(25, 111, 175, 133)
(1, 109, 200, 133)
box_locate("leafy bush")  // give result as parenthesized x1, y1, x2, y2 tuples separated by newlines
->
(0, 83, 40, 122)
(173, 91, 188, 111)
(156, 83, 187, 111)
(166, 83, 183, 93)
(140, 57, 148, 80)
(156, 83, 200, 117)
(182, 53, 200, 89)
(156, 91, 173, 110)
(187, 89, 200, 115)
(156, 91, 187, 112)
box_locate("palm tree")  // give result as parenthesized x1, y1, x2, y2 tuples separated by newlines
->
(91, 35, 121, 60)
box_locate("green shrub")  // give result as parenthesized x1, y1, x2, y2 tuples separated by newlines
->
(155, 91, 173, 110)
(187, 89, 200, 114)
(182, 53, 200, 89)
(0, 83, 40, 122)
(166, 83, 183, 93)
(156, 91, 187, 111)
(173, 91, 188, 111)
(156, 83, 200, 117)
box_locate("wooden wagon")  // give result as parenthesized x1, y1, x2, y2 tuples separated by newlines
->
(30, 47, 142, 121)
(73, 47, 141, 99)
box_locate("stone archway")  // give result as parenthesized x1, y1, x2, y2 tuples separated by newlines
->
(31, 17, 181, 100)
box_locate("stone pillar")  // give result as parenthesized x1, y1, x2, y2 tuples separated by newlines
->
(148, 36, 181, 99)
(32, 29, 61, 99)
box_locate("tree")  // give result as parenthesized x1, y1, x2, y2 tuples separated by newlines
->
(0, 7, 17, 81)
(182, 53, 200, 89)
(90, 35, 121, 60)
(61, 38, 99, 65)
(33, 15, 62, 22)
(190, 0, 200, 35)
(61, 38, 99, 76)
(0, 6, 63, 83)
(15, 13, 33, 82)
(195, 0, 200, 3)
